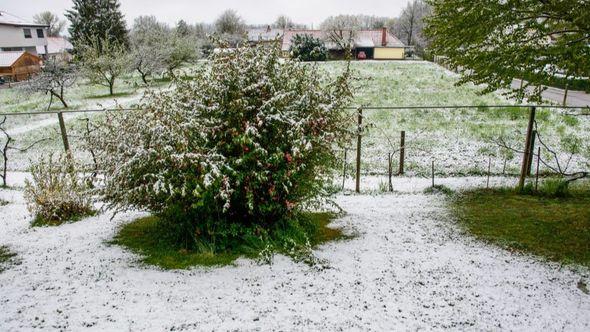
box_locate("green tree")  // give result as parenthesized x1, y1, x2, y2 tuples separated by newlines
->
(175, 20, 190, 37)
(33, 12, 66, 37)
(66, 0, 129, 52)
(80, 37, 130, 95)
(425, 0, 590, 102)
(129, 16, 169, 84)
(290, 34, 328, 62)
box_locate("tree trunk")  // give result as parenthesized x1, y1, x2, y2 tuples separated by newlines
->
(51, 90, 68, 108)
(1, 138, 11, 188)
(137, 67, 149, 85)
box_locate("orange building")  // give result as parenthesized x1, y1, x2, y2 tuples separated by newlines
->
(0, 51, 42, 82)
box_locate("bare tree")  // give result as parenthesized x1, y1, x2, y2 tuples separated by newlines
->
(215, 10, 246, 35)
(272, 15, 307, 30)
(33, 11, 66, 37)
(274, 15, 294, 29)
(393, 0, 431, 52)
(491, 122, 589, 185)
(0, 117, 13, 187)
(22, 58, 77, 109)
(321, 15, 361, 57)
(0, 117, 50, 187)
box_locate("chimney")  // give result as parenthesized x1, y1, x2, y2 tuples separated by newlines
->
(381, 27, 387, 47)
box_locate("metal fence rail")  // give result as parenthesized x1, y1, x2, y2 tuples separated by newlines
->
(1, 104, 588, 192)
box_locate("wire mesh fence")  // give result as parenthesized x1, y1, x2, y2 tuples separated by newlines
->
(0, 105, 589, 191)
(339, 105, 590, 192)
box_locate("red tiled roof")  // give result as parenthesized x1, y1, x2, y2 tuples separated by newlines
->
(282, 29, 405, 51)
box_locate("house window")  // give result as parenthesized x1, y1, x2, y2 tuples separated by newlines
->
(23, 28, 32, 38)
(36, 29, 44, 38)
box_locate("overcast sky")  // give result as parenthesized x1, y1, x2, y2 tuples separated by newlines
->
(1, 0, 409, 28)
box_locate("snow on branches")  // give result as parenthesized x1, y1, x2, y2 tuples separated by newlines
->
(88, 42, 353, 247)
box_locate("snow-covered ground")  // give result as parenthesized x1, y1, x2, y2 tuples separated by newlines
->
(1, 178, 589, 331)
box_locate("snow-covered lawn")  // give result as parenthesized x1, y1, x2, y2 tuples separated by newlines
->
(1, 178, 588, 331)
(2, 61, 588, 176)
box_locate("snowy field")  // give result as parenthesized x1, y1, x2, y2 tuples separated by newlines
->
(2, 61, 588, 176)
(1, 178, 589, 331)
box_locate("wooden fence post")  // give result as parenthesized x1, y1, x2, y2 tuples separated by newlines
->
(342, 149, 347, 191)
(535, 147, 541, 191)
(526, 130, 537, 176)
(431, 160, 435, 188)
(518, 106, 536, 191)
(355, 108, 362, 193)
(398, 130, 406, 175)
(487, 156, 492, 189)
(57, 112, 70, 153)
(388, 152, 393, 192)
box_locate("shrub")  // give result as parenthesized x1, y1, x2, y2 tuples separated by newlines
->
(90, 43, 352, 252)
(24, 154, 94, 226)
(290, 34, 328, 62)
(0, 246, 17, 273)
(424, 185, 453, 196)
(521, 178, 571, 198)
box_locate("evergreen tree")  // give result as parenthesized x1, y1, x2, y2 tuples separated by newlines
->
(290, 34, 328, 62)
(175, 20, 190, 37)
(66, 0, 129, 52)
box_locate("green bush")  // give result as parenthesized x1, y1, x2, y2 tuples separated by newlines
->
(24, 154, 94, 226)
(90, 43, 352, 253)
(521, 178, 572, 198)
(0, 246, 17, 273)
(289, 34, 328, 62)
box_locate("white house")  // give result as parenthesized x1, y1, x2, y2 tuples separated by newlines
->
(0, 10, 48, 56)
(40, 36, 74, 61)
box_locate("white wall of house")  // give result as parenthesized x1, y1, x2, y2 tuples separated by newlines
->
(0, 25, 48, 55)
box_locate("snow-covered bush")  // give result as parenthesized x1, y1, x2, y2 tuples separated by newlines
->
(89, 43, 352, 251)
(24, 154, 94, 225)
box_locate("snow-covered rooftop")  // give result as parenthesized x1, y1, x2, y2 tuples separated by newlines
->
(0, 10, 47, 27)
(37, 37, 73, 55)
(282, 29, 405, 51)
(247, 27, 284, 42)
(0, 51, 25, 67)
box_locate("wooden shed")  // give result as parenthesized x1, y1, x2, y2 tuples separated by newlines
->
(0, 51, 42, 82)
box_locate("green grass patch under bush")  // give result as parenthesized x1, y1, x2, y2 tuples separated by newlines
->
(30, 211, 95, 227)
(451, 182, 590, 267)
(0, 246, 17, 273)
(111, 212, 351, 270)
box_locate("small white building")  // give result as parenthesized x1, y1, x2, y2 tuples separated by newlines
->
(0, 10, 48, 56)
(39, 37, 74, 61)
